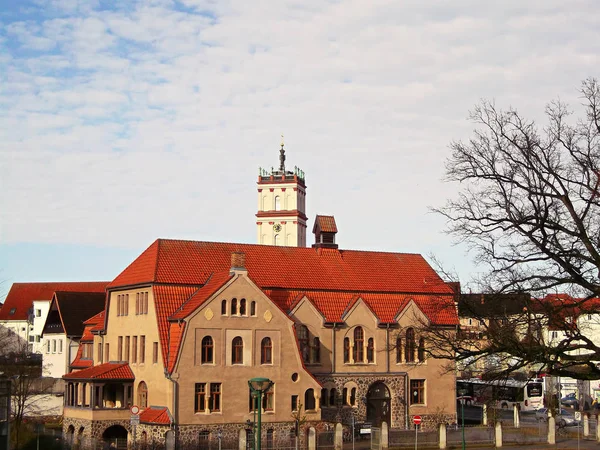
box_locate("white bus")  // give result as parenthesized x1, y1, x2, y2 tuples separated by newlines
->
(457, 377, 544, 412)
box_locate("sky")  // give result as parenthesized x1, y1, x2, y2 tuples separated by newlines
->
(1, 0, 599, 297)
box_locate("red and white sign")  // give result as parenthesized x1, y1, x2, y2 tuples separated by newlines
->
(130, 405, 140, 415)
(412, 415, 422, 425)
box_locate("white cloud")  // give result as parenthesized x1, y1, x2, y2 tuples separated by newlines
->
(1, 0, 599, 284)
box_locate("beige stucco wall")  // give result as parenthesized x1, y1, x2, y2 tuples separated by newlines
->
(94, 287, 173, 410)
(175, 273, 321, 426)
(396, 302, 456, 419)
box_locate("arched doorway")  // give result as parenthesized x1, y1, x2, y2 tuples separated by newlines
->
(102, 425, 128, 450)
(366, 382, 391, 427)
(66, 425, 75, 448)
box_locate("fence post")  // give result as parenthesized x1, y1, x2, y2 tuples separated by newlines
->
(308, 427, 316, 450)
(334, 423, 343, 450)
(439, 422, 446, 449)
(381, 422, 388, 449)
(547, 416, 555, 445)
(495, 421, 502, 448)
(482, 404, 488, 426)
(513, 405, 519, 428)
(584, 413, 589, 437)
(239, 428, 246, 450)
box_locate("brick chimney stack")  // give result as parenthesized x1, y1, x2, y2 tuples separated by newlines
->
(230, 252, 246, 273)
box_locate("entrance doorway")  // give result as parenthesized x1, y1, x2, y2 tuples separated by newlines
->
(102, 425, 128, 450)
(366, 382, 391, 427)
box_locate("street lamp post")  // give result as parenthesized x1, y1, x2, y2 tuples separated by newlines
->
(249, 377, 273, 450)
(458, 388, 467, 450)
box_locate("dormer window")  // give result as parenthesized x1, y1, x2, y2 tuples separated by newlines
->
(9, 308, 16, 315)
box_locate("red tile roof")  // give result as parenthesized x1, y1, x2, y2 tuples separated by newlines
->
(0, 282, 108, 321)
(268, 290, 457, 325)
(64, 362, 134, 380)
(152, 285, 199, 369)
(107, 239, 456, 373)
(313, 215, 338, 233)
(170, 272, 233, 320)
(70, 344, 94, 370)
(108, 239, 452, 294)
(139, 406, 171, 425)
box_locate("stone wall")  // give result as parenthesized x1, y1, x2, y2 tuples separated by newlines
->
(317, 374, 406, 428)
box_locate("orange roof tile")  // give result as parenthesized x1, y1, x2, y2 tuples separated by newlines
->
(108, 239, 452, 294)
(170, 272, 233, 320)
(139, 407, 172, 425)
(313, 215, 338, 233)
(0, 282, 108, 321)
(267, 290, 458, 325)
(64, 362, 134, 380)
(152, 285, 199, 370)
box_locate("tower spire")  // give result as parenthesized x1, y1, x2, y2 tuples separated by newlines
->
(279, 135, 286, 172)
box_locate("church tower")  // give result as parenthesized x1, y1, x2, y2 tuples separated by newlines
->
(256, 143, 307, 247)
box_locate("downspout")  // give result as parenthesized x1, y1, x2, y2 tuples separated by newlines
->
(164, 318, 183, 446)
(385, 324, 390, 373)
(405, 373, 409, 429)
(332, 324, 337, 373)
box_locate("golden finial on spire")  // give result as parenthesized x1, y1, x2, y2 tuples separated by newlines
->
(280, 133, 284, 148)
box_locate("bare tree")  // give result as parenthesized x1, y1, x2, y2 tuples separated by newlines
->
(0, 340, 57, 449)
(426, 78, 600, 380)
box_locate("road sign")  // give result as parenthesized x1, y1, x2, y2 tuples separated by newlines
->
(130, 415, 140, 426)
(413, 415, 422, 425)
(130, 405, 140, 415)
(575, 411, 582, 421)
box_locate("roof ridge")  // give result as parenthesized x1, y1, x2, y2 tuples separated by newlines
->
(153, 239, 162, 283)
(148, 238, 426, 256)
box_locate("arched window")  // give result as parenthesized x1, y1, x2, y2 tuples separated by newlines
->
(350, 387, 357, 406)
(321, 388, 328, 407)
(261, 337, 272, 364)
(298, 325, 309, 363)
(275, 196, 281, 211)
(367, 338, 374, 363)
(396, 337, 402, 363)
(353, 327, 364, 362)
(138, 381, 148, 408)
(221, 299, 227, 315)
(231, 298, 238, 315)
(274, 234, 280, 246)
(329, 388, 336, 406)
(232, 337, 243, 364)
(343, 387, 348, 405)
(201, 336, 213, 364)
(250, 301, 256, 316)
(343, 337, 350, 363)
(304, 389, 316, 410)
(312, 337, 320, 363)
(240, 299, 247, 315)
(405, 328, 415, 363)
(418, 337, 426, 362)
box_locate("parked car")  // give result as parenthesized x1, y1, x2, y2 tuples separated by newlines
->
(535, 408, 581, 427)
(561, 393, 579, 408)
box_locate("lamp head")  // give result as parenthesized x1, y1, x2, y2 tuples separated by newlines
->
(249, 377, 273, 393)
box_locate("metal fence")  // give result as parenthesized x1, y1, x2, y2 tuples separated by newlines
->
(317, 430, 335, 449)
(387, 428, 437, 448)
(447, 425, 495, 447)
(370, 427, 380, 450)
(503, 424, 548, 445)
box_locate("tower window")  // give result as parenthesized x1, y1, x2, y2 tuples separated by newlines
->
(274, 234, 280, 246)
(275, 196, 281, 211)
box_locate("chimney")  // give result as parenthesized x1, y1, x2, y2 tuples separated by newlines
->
(230, 252, 246, 274)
